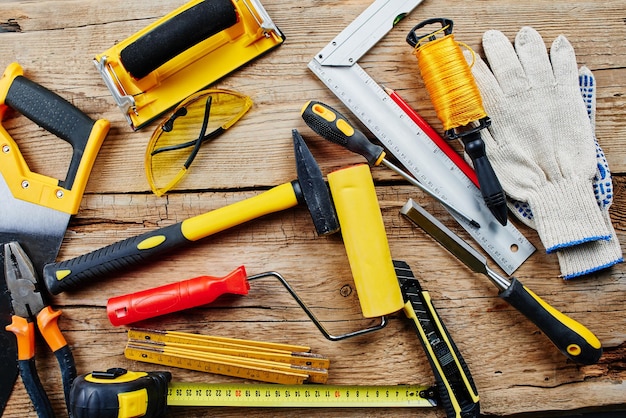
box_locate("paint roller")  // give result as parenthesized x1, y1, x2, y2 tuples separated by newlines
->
(95, 0, 285, 130)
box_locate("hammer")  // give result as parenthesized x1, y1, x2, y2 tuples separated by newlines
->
(44, 130, 339, 295)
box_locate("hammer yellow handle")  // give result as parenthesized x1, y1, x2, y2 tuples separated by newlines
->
(327, 164, 404, 318)
(44, 182, 299, 295)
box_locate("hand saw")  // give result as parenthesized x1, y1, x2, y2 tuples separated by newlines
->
(307, 0, 535, 275)
(0, 62, 109, 412)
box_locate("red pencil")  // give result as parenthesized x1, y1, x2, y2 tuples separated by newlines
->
(383, 86, 480, 188)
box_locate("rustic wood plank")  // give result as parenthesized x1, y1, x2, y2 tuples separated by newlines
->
(0, 0, 624, 417)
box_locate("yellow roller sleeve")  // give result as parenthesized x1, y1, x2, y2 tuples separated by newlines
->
(328, 164, 404, 318)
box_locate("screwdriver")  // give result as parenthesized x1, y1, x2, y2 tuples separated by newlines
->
(400, 198, 602, 365)
(301, 100, 480, 228)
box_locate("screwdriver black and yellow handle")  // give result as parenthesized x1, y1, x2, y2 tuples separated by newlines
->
(0, 62, 109, 215)
(395, 260, 480, 418)
(301, 100, 386, 166)
(44, 182, 300, 295)
(498, 277, 602, 365)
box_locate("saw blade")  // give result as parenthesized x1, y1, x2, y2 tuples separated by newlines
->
(0, 174, 70, 275)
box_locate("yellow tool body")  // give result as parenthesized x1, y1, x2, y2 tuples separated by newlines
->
(124, 329, 330, 385)
(69, 368, 436, 417)
(95, 0, 285, 130)
(327, 164, 404, 318)
(0, 62, 109, 215)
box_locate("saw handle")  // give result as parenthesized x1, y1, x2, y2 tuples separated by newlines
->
(500, 278, 603, 365)
(106, 266, 250, 326)
(0, 62, 109, 213)
(44, 183, 299, 294)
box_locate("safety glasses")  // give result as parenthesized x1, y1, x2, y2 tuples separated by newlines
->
(145, 89, 253, 196)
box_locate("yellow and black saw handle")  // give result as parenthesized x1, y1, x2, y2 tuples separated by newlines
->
(396, 261, 479, 418)
(0, 62, 109, 215)
(44, 182, 301, 295)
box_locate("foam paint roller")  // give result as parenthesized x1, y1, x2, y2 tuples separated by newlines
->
(120, 0, 238, 80)
(95, 0, 285, 130)
(327, 164, 404, 318)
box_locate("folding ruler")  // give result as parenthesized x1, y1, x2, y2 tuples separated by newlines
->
(308, 0, 535, 274)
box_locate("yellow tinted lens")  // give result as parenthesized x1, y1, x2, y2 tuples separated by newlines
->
(146, 90, 252, 196)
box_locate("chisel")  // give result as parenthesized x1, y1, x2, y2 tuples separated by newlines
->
(400, 198, 602, 365)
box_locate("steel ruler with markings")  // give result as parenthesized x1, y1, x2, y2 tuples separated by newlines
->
(308, 0, 535, 274)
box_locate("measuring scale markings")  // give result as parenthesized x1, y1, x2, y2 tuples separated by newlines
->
(309, 59, 534, 274)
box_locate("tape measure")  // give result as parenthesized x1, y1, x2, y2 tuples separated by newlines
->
(69, 369, 437, 417)
(167, 382, 437, 407)
(308, 0, 535, 275)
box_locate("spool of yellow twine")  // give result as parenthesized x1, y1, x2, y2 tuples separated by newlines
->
(411, 27, 487, 132)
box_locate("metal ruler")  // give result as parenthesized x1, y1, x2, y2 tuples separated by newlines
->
(167, 382, 436, 407)
(308, 0, 535, 274)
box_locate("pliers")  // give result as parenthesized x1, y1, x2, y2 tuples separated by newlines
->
(4, 241, 76, 417)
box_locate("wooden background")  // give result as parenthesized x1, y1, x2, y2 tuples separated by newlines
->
(0, 0, 624, 416)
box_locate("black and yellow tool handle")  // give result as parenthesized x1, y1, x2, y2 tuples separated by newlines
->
(0, 62, 109, 214)
(397, 261, 479, 418)
(44, 182, 300, 295)
(5, 316, 55, 417)
(500, 278, 603, 365)
(301, 100, 385, 166)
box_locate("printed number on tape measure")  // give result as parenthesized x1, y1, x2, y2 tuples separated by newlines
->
(167, 383, 437, 407)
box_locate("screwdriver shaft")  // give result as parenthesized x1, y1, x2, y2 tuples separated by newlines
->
(382, 158, 480, 228)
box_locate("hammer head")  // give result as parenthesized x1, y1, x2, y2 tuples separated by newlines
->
(292, 129, 340, 236)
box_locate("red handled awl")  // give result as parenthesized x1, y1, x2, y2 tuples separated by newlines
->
(107, 267, 249, 326)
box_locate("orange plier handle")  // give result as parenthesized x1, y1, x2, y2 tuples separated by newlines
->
(6, 306, 76, 417)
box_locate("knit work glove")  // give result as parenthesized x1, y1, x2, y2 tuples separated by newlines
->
(510, 67, 622, 279)
(468, 27, 611, 253)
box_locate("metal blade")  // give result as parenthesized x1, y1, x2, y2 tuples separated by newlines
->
(400, 199, 489, 276)
(0, 174, 69, 275)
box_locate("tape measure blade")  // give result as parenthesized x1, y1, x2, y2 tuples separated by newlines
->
(167, 383, 435, 407)
(308, 59, 535, 274)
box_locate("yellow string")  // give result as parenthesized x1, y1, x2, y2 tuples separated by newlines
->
(412, 33, 487, 131)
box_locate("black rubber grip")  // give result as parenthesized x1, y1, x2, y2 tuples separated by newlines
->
(5, 75, 97, 190)
(301, 100, 385, 166)
(54, 345, 77, 413)
(120, 0, 238, 79)
(44, 223, 189, 295)
(460, 131, 507, 225)
(499, 278, 603, 365)
(19, 358, 55, 418)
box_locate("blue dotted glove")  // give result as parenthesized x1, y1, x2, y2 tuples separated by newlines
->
(510, 66, 622, 279)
